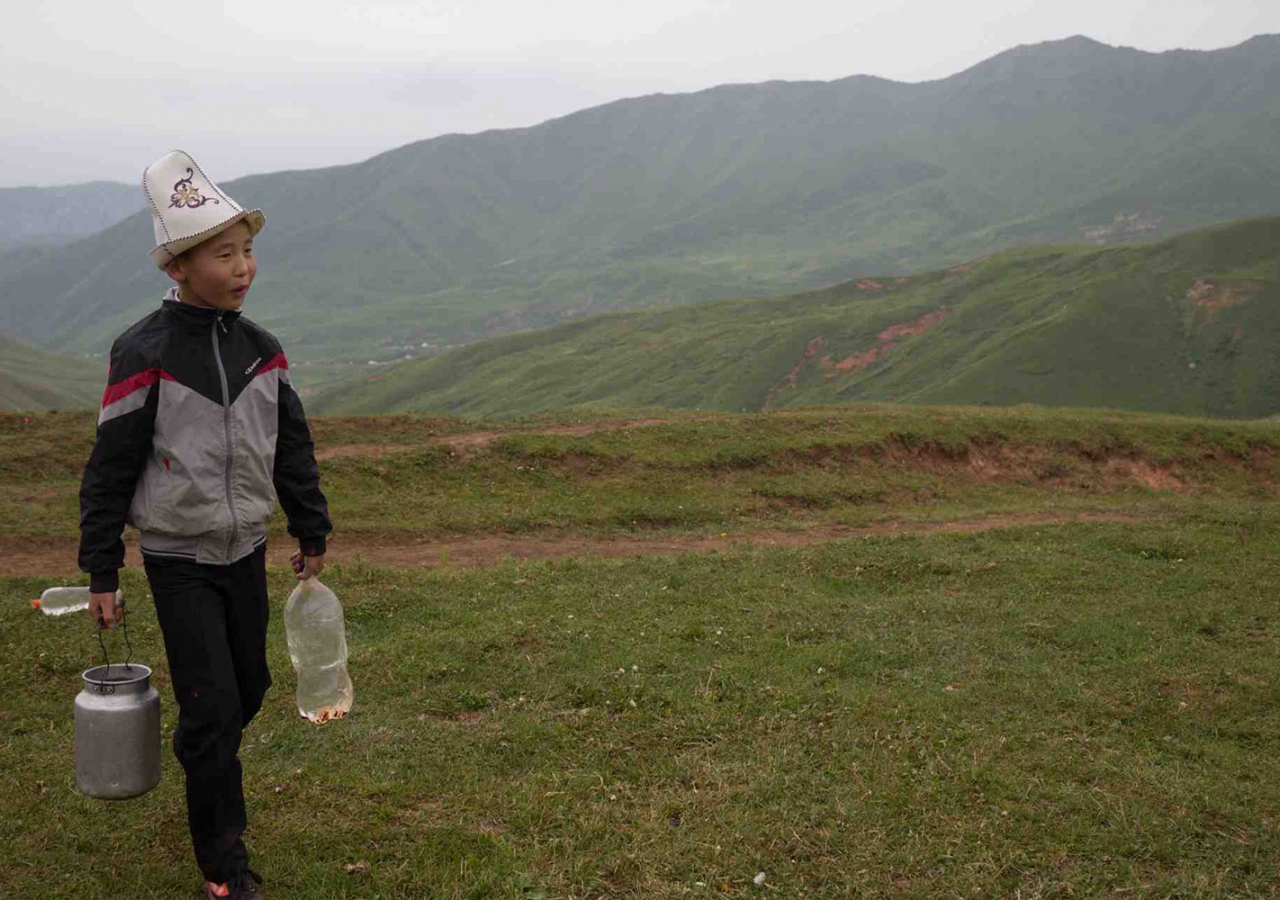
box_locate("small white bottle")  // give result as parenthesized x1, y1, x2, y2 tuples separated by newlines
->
(283, 578, 353, 724)
(32, 587, 122, 617)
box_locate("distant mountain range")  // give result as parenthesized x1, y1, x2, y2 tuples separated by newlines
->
(2, 34, 1279, 365)
(0, 181, 140, 251)
(313, 217, 1280, 420)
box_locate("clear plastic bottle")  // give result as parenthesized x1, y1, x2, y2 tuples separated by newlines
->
(283, 578, 353, 724)
(32, 587, 122, 617)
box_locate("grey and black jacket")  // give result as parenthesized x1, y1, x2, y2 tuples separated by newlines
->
(79, 288, 331, 592)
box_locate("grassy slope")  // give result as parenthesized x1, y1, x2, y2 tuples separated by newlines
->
(0, 334, 104, 411)
(2, 405, 1279, 897)
(3, 37, 1280, 361)
(313, 217, 1280, 419)
(5, 403, 1279, 543)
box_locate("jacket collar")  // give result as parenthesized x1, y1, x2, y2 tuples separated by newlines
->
(161, 287, 243, 329)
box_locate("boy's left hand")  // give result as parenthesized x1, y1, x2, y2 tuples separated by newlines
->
(291, 550, 325, 580)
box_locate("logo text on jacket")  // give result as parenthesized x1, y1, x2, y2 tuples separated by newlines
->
(245, 357, 262, 376)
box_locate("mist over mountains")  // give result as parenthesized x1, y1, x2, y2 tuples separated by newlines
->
(0, 182, 139, 252)
(2, 34, 1279, 369)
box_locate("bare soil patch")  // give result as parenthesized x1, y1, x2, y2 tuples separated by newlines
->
(764, 337, 829, 408)
(1184, 280, 1257, 321)
(777, 439, 1194, 493)
(930, 444, 1188, 491)
(763, 308, 952, 405)
(824, 307, 950, 374)
(1103, 459, 1183, 492)
(1, 511, 1140, 580)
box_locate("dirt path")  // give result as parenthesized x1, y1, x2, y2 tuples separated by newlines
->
(315, 417, 683, 461)
(1, 511, 1138, 579)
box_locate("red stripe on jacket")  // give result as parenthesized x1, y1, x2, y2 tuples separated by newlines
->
(100, 368, 175, 408)
(255, 353, 289, 378)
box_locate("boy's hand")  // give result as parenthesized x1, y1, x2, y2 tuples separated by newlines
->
(291, 550, 325, 581)
(88, 592, 122, 629)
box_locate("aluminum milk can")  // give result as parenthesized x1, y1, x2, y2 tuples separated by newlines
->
(74, 663, 161, 799)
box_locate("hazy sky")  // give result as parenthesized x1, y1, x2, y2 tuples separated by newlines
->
(3, 0, 1278, 188)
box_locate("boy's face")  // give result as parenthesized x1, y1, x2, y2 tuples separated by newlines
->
(166, 220, 257, 312)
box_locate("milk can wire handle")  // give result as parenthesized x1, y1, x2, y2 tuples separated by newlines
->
(95, 597, 133, 686)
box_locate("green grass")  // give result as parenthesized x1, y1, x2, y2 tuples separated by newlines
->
(312, 217, 1280, 419)
(3, 404, 1279, 897)
(0, 334, 104, 412)
(5, 404, 1280, 541)
(3, 515, 1279, 897)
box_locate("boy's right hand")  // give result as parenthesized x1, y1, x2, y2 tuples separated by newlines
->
(88, 592, 121, 630)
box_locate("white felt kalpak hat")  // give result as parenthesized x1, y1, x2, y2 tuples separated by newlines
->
(142, 150, 265, 270)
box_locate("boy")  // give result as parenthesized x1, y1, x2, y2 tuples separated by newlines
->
(79, 150, 331, 900)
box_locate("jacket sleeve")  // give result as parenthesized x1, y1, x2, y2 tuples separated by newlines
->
(274, 365, 332, 556)
(78, 346, 159, 593)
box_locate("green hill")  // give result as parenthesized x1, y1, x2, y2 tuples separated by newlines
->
(0, 334, 104, 411)
(0, 181, 140, 252)
(312, 217, 1280, 419)
(3, 35, 1280, 363)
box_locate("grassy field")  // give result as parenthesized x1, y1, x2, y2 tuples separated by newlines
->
(2, 404, 1279, 897)
(6, 402, 1280, 546)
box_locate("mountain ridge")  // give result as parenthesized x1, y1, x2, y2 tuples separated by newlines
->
(0, 181, 141, 251)
(3, 34, 1279, 363)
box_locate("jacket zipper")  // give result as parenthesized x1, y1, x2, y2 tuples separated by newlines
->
(212, 315, 239, 559)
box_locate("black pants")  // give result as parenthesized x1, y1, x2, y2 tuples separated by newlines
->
(145, 544, 272, 885)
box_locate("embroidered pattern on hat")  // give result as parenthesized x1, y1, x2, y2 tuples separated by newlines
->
(169, 168, 220, 210)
